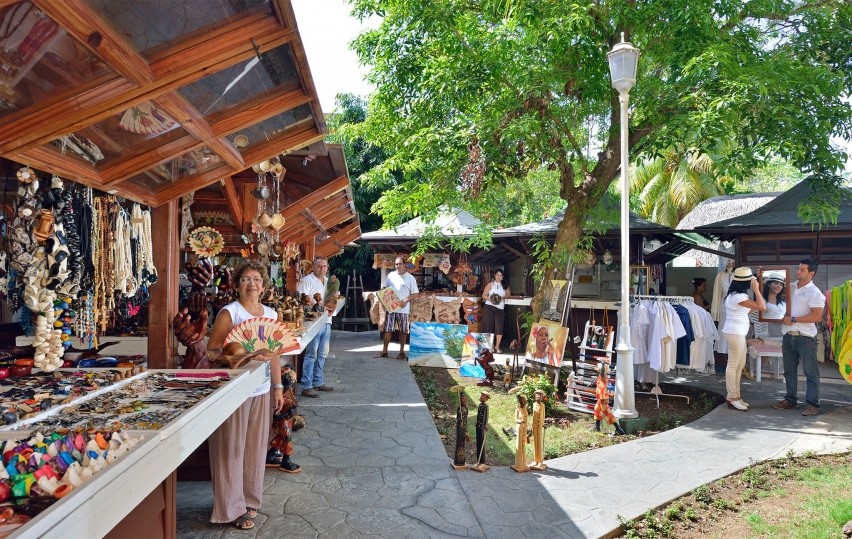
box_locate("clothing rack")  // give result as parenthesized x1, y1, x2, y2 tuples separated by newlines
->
(633, 295, 693, 408)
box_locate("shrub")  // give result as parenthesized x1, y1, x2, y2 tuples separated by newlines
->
(516, 373, 558, 415)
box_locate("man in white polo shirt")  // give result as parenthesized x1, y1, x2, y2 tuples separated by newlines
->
(297, 257, 334, 398)
(773, 257, 825, 417)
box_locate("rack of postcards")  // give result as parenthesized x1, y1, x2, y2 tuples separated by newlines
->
(565, 321, 616, 414)
(0, 365, 264, 538)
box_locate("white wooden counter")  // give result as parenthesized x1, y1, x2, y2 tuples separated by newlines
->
(7, 364, 265, 538)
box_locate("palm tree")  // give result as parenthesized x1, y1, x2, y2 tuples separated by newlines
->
(629, 148, 730, 227)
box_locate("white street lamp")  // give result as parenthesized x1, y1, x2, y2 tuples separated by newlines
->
(607, 32, 640, 419)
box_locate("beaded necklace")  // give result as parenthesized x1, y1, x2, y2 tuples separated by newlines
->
(114, 207, 137, 297)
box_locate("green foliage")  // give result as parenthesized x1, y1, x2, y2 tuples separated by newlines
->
(692, 484, 712, 505)
(515, 373, 557, 415)
(798, 172, 850, 229)
(349, 0, 851, 288)
(443, 326, 466, 359)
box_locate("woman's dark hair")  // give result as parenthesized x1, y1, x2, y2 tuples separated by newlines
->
(492, 269, 506, 281)
(762, 281, 786, 304)
(691, 277, 706, 290)
(726, 279, 751, 297)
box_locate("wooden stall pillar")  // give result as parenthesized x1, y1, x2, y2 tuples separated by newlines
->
(148, 200, 180, 368)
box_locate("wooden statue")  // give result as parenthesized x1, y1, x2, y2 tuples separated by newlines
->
(470, 391, 491, 472)
(510, 394, 530, 473)
(529, 390, 547, 471)
(450, 389, 470, 470)
(475, 349, 495, 387)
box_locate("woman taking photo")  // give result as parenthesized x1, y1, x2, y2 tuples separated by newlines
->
(206, 261, 285, 530)
(721, 267, 766, 411)
(481, 269, 510, 353)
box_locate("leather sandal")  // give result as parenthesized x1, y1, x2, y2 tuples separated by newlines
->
(231, 514, 254, 530)
(245, 508, 258, 519)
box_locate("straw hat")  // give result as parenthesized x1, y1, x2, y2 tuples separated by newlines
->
(763, 271, 785, 284)
(732, 267, 755, 281)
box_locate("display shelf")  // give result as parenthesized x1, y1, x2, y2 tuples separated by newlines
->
(566, 321, 616, 414)
(1, 365, 265, 538)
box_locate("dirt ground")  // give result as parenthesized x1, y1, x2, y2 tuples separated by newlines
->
(614, 451, 852, 538)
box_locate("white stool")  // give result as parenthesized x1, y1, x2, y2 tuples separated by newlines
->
(748, 344, 783, 382)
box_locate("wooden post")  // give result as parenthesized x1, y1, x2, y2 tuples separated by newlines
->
(147, 200, 180, 368)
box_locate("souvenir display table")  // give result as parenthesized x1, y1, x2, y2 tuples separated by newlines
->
(15, 336, 149, 356)
(0, 365, 264, 538)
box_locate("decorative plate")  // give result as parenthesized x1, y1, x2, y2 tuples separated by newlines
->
(187, 226, 224, 258)
(224, 317, 299, 353)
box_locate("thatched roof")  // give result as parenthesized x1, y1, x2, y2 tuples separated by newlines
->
(696, 180, 852, 234)
(677, 192, 779, 230)
(361, 207, 481, 240)
(673, 192, 778, 267)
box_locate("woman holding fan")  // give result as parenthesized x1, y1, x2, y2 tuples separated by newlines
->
(205, 261, 285, 530)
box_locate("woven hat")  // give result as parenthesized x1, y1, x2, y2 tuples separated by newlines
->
(732, 267, 755, 281)
(764, 271, 785, 284)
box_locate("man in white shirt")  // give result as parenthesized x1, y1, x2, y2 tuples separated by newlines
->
(773, 257, 825, 416)
(297, 257, 334, 398)
(374, 256, 419, 359)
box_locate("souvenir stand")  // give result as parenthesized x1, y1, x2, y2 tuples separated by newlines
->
(0, 365, 265, 538)
(0, 1, 361, 536)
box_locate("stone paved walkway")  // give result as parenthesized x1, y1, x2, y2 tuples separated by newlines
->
(177, 331, 852, 538)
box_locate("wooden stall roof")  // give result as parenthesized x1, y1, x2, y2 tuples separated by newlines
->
(0, 0, 359, 247)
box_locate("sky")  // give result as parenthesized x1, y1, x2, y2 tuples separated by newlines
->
(290, 0, 378, 113)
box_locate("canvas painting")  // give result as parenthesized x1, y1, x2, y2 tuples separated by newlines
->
(409, 323, 468, 367)
(525, 319, 569, 368)
(376, 287, 403, 312)
(462, 332, 495, 358)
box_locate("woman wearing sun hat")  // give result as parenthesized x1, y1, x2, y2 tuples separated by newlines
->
(721, 267, 766, 411)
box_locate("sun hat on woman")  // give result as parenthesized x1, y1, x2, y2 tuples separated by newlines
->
(732, 267, 755, 281)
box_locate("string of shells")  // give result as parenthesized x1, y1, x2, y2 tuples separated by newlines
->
(250, 158, 298, 261)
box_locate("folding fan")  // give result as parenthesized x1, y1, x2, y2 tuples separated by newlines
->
(224, 317, 299, 354)
(119, 102, 176, 134)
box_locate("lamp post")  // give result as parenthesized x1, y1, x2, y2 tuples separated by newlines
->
(607, 33, 640, 419)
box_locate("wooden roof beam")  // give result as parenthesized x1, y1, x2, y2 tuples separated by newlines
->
(14, 146, 102, 187)
(34, 0, 154, 85)
(286, 208, 356, 246)
(239, 124, 324, 172)
(281, 176, 350, 220)
(208, 85, 312, 138)
(149, 126, 323, 205)
(0, 15, 293, 154)
(219, 176, 244, 227)
(99, 135, 203, 186)
(316, 223, 362, 258)
(155, 92, 245, 170)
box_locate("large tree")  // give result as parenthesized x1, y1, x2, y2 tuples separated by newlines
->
(350, 0, 851, 314)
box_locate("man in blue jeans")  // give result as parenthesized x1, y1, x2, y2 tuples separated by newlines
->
(297, 257, 335, 398)
(773, 257, 825, 417)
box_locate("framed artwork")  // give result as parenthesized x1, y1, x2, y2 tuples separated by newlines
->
(409, 323, 467, 367)
(541, 279, 567, 321)
(376, 287, 403, 312)
(525, 319, 569, 368)
(462, 332, 495, 358)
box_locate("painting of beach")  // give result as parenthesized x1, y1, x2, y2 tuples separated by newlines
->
(409, 322, 467, 367)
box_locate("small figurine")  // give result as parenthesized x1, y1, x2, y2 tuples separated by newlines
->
(475, 349, 495, 387)
(510, 394, 530, 473)
(450, 386, 470, 470)
(594, 363, 626, 435)
(469, 391, 490, 472)
(268, 365, 302, 473)
(529, 390, 547, 471)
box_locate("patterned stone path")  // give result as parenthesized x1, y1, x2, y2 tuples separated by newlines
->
(177, 331, 852, 538)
